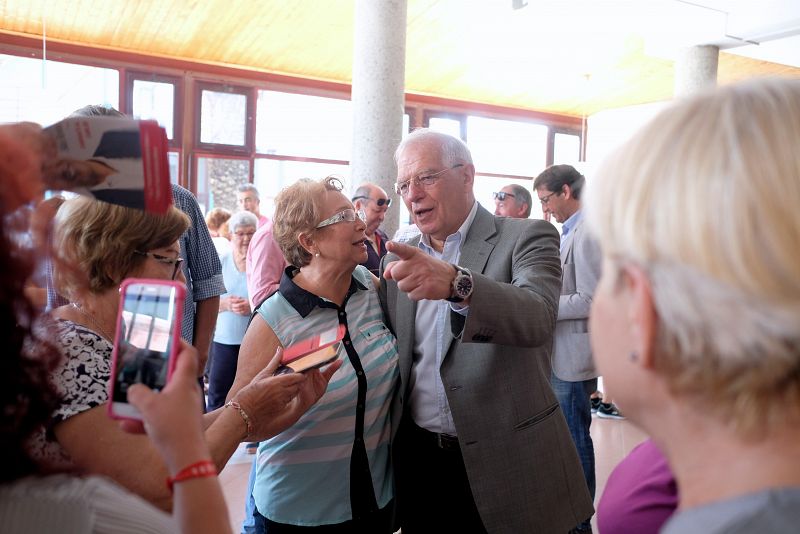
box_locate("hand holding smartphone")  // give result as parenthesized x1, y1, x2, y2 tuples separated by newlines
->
(108, 278, 185, 421)
(274, 324, 345, 375)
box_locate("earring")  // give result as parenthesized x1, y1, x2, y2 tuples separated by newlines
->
(629, 351, 639, 362)
(315, 252, 320, 257)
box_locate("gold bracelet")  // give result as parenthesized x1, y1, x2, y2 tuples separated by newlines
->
(224, 400, 253, 438)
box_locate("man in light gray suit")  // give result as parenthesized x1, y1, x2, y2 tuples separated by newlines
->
(380, 130, 593, 533)
(535, 164, 602, 534)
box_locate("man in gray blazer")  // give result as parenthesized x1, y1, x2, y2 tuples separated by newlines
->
(535, 164, 602, 534)
(380, 130, 593, 533)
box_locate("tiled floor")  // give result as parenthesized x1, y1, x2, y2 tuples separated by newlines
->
(218, 415, 649, 533)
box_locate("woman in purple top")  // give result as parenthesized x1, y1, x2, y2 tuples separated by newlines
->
(597, 439, 677, 533)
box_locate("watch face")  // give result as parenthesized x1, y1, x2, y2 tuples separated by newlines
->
(455, 272, 472, 297)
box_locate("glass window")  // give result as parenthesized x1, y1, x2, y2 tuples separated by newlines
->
(0, 54, 119, 125)
(256, 90, 352, 161)
(553, 133, 581, 164)
(253, 158, 349, 217)
(195, 157, 251, 213)
(132, 79, 175, 140)
(467, 116, 548, 177)
(428, 116, 462, 140)
(168, 152, 180, 185)
(200, 89, 247, 146)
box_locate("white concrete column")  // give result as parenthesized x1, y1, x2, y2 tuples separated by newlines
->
(674, 45, 719, 97)
(351, 0, 407, 239)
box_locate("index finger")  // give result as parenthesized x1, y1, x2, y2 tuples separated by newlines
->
(386, 240, 419, 260)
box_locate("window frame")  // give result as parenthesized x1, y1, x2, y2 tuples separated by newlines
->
(124, 70, 184, 148)
(194, 80, 254, 155)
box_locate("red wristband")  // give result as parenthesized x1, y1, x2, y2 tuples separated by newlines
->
(166, 460, 217, 493)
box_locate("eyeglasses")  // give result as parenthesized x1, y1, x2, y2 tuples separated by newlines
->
(539, 191, 560, 205)
(315, 208, 367, 229)
(493, 191, 517, 201)
(134, 250, 184, 280)
(395, 164, 464, 197)
(353, 196, 392, 208)
(233, 230, 256, 239)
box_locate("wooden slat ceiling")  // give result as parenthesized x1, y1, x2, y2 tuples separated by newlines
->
(1, 0, 799, 117)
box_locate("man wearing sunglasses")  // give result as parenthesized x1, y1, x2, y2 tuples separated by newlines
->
(352, 183, 392, 276)
(493, 184, 532, 219)
(380, 129, 593, 534)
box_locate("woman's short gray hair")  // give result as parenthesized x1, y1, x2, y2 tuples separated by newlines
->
(587, 77, 800, 436)
(228, 210, 259, 233)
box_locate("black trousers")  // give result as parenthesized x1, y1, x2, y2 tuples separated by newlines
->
(394, 417, 487, 534)
(260, 501, 394, 534)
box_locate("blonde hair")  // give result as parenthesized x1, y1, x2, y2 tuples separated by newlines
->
(587, 77, 800, 437)
(273, 176, 343, 267)
(54, 198, 190, 298)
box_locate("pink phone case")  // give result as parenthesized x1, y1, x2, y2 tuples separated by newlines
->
(107, 278, 185, 422)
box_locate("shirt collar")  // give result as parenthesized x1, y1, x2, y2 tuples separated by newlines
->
(561, 209, 582, 236)
(278, 265, 368, 318)
(418, 201, 479, 254)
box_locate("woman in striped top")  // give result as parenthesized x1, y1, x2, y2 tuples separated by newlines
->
(229, 176, 400, 533)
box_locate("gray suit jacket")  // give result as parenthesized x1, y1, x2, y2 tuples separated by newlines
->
(380, 205, 593, 533)
(553, 216, 602, 381)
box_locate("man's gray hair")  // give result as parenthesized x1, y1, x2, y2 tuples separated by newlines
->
(237, 183, 260, 200)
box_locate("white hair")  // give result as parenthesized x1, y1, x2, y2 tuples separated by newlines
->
(586, 77, 800, 435)
(228, 210, 258, 233)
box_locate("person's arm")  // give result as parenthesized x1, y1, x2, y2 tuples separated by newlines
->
(246, 224, 286, 309)
(124, 341, 231, 534)
(457, 220, 561, 347)
(193, 296, 219, 373)
(54, 348, 316, 512)
(226, 314, 342, 433)
(384, 220, 561, 348)
(558, 228, 602, 321)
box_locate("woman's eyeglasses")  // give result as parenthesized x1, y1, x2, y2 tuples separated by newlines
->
(134, 250, 184, 280)
(315, 208, 367, 229)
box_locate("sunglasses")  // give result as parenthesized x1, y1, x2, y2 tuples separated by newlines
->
(493, 191, 517, 201)
(353, 196, 392, 208)
(316, 208, 367, 229)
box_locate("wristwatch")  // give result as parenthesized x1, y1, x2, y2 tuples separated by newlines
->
(446, 266, 473, 303)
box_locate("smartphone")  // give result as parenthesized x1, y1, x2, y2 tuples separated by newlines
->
(108, 278, 185, 421)
(274, 324, 345, 375)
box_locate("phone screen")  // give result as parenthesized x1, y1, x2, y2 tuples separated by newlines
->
(110, 281, 181, 419)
